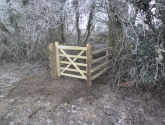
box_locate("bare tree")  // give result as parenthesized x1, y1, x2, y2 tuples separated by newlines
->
(72, 0, 81, 45)
(82, 1, 96, 45)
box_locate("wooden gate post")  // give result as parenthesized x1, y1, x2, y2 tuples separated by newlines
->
(49, 43, 57, 79)
(55, 42, 61, 77)
(86, 44, 93, 87)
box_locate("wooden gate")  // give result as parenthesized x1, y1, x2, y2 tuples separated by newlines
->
(49, 42, 112, 87)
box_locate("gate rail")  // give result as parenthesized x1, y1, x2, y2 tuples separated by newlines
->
(49, 42, 112, 87)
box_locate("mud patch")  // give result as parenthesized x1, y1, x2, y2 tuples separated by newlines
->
(0, 62, 165, 125)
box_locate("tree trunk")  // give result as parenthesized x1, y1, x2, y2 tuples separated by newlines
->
(83, 1, 95, 45)
(74, 0, 81, 46)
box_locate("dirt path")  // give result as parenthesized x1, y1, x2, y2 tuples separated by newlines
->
(0, 62, 165, 125)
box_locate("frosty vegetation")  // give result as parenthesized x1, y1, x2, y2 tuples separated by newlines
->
(0, 0, 165, 88)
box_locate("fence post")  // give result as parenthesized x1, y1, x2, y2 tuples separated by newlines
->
(106, 50, 109, 62)
(86, 44, 93, 87)
(55, 42, 61, 77)
(49, 43, 57, 79)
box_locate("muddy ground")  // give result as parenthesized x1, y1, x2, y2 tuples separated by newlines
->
(0, 62, 165, 125)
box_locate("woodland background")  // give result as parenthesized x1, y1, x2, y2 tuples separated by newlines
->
(0, 0, 165, 89)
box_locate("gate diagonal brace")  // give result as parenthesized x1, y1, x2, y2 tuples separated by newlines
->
(59, 49, 86, 79)
(61, 50, 85, 73)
